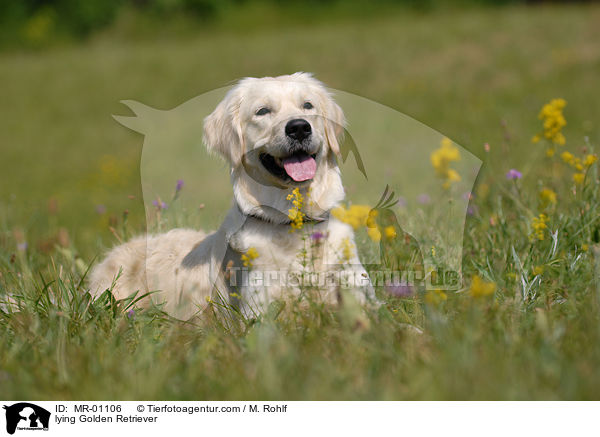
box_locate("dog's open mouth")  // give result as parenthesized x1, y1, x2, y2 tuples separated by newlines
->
(260, 152, 317, 182)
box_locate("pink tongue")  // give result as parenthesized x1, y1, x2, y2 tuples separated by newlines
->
(282, 155, 316, 182)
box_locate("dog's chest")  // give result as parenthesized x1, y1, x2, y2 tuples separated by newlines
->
(230, 219, 328, 270)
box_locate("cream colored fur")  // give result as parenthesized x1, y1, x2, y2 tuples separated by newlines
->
(89, 73, 373, 319)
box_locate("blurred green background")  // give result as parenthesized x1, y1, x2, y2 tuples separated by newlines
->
(1, 0, 599, 259)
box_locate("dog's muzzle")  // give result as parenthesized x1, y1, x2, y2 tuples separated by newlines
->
(258, 118, 320, 183)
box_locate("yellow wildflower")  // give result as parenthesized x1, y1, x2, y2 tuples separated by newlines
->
(561, 151, 575, 165)
(431, 137, 461, 189)
(431, 246, 436, 257)
(532, 265, 544, 276)
(584, 154, 598, 167)
(366, 210, 378, 228)
(333, 204, 389, 243)
(539, 188, 557, 207)
(340, 238, 355, 262)
(447, 169, 461, 181)
(561, 151, 595, 184)
(287, 188, 305, 232)
(582, 244, 589, 252)
(384, 225, 397, 240)
(367, 227, 381, 242)
(241, 247, 259, 267)
(425, 289, 447, 305)
(545, 148, 555, 157)
(533, 98, 567, 145)
(530, 214, 549, 241)
(352, 204, 371, 218)
(469, 275, 497, 298)
(331, 204, 371, 230)
(573, 172, 585, 185)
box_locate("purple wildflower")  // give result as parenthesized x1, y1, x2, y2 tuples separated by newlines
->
(152, 199, 168, 210)
(506, 169, 522, 180)
(385, 283, 414, 297)
(175, 179, 184, 193)
(127, 309, 135, 318)
(397, 196, 407, 208)
(417, 193, 431, 205)
(17, 242, 28, 252)
(95, 204, 106, 215)
(310, 231, 325, 243)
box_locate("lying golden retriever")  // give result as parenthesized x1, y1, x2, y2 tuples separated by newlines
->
(89, 73, 373, 319)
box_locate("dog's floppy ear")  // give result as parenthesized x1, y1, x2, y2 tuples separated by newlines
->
(321, 92, 346, 157)
(203, 87, 244, 166)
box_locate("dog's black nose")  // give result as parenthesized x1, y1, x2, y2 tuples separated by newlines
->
(285, 119, 312, 141)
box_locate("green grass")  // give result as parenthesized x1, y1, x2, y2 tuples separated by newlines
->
(1, 4, 600, 399)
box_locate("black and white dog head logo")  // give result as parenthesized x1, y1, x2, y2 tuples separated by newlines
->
(3, 403, 50, 435)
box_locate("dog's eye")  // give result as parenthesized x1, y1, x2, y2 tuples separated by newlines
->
(255, 107, 271, 116)
(303, 102, 314, 110)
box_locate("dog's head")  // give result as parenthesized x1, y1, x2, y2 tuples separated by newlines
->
(203, 72, 346, 220)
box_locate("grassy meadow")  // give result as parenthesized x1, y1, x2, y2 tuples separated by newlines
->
(1, 3, 600, 399)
